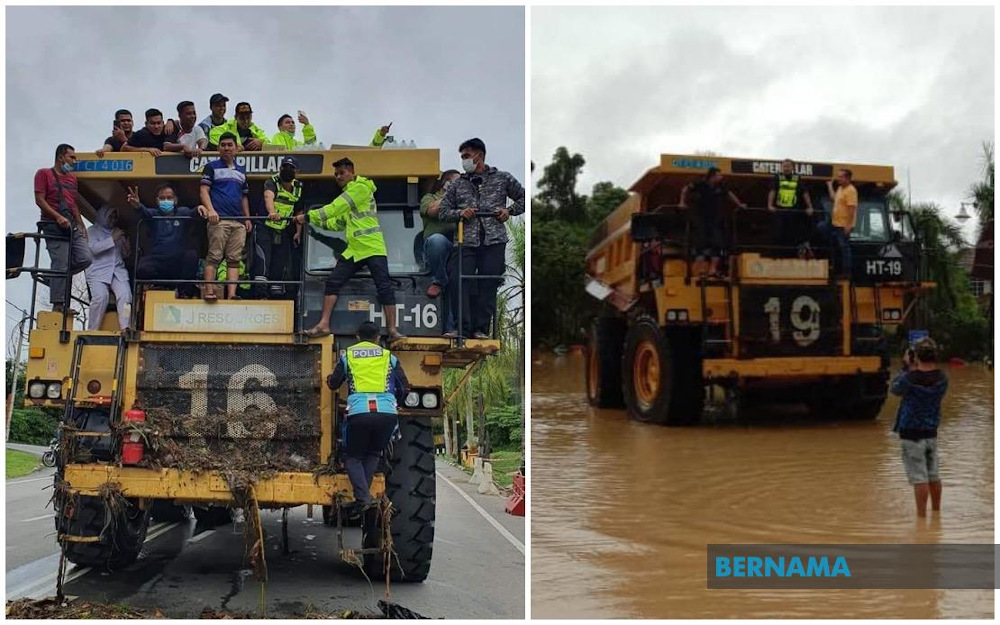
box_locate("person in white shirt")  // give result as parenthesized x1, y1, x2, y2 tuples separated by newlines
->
(165, 101, 207, 159)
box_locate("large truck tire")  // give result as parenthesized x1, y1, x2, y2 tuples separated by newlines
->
(363, 416, 435, 583)
(622, 317, 703, 425)
(55, 489, 150, 571)
(586, 316, 626, 408)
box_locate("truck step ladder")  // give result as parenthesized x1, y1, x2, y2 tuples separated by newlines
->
(62, 334, 127, 425)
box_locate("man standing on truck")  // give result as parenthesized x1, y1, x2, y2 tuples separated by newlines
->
(679, 167, 747, 277)
(822, 168, 858, 276)
(208, 101, 269, 152)
(34, 144, 93, 312)
(438, 138, 525, 339)
(200, 132, 252, 301)
(165, 101, 208, 159)
(326, 321, 409, 507)
(767, 158, 814, 258)
(891, 337, 948, 517)
(198, 93, 228, 140)
(95, 109, 134, 157)
(261, 156, 304, 296)
(122, 108, 177, 157)
(271, 112, 318, 149)
(296, 157, 405, 340)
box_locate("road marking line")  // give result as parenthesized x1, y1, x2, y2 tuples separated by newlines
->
(7, 521, 178, 599)
(436, 470, 524, 555)
(187, 529, 215, 543)
(20, 515, 51, 523)
(7, 474, 54, 485)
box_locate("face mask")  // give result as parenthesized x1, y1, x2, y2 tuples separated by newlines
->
(60, 163, 73, 173)
(461, 157, 476, 174)
(279, 168, 295, 182)
(158, 200, 175, 213)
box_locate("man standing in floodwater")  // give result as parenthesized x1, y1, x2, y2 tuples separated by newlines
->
(326, 321, 409, 508)
(891, 337, 948, 517)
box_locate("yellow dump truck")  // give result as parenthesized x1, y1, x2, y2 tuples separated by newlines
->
(8, 147, 498, 582)
(584, 154, 927, 424)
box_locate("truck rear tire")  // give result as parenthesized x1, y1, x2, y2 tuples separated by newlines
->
(622, 317, 703, 425)
(55, 491, 150, 571)
(363, 416, 435, 583)
(586, 317, 626, 408)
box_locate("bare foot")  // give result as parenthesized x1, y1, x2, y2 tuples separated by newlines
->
(304, 326, 332, 338)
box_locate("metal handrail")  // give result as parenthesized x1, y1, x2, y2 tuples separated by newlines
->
(129, 213, 304, 331)
(453, 212, 509, 346)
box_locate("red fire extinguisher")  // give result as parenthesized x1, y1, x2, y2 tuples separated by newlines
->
(121, 409, 146, 465)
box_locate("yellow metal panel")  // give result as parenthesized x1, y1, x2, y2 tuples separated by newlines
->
(654, 154, 896, 185)
(704, 356, 882, 379)
(142, 290, 294, 333)
(63, 465, 383, 505)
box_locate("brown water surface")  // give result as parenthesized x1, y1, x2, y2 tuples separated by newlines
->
(531, 352, 994, 618)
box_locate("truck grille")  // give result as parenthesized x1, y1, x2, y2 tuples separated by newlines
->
(739, 286, 843, 358)
(134, 343, 323, 471)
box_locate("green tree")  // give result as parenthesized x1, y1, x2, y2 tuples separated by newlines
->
(536, 147, 588, 221)
(968, 140, 994, 228)
(588, 181, 629, 224)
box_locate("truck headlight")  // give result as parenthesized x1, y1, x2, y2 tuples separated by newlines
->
(46, 382, 62, 399)
(28, 382, 46, 399)
(421, 392, 438, 409)
(404, 392, 420, 408)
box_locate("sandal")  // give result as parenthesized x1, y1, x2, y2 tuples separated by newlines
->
(303, 326, 332, 338)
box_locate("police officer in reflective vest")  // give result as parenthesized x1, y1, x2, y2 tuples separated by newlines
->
(767, 158, 815, 258)
(326, 321, 410, 505)
(296, 157, 405, 340)
(262, 156, 304, 296)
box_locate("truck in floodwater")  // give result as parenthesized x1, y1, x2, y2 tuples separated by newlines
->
(583, 153, 930, 423)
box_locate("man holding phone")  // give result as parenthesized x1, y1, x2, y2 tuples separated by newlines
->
(96, 109, 134, 157)
(437, 138, 525, 339)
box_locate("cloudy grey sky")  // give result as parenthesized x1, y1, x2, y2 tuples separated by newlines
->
(4, 5, 524, 348)
(532, 6, 993, 216)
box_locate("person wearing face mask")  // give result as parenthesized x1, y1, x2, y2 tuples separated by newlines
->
(261, 156, 305, 296)
(271, 112, 318, 150)
(34, 144, 94, 313)
(127, 183, 208, 297)
(84, 206, 132, 330)
(437, 138, 525, 339)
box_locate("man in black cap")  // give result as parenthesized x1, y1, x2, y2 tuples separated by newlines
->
(198, 93, 229, 142)
(260, 156, 304, 296)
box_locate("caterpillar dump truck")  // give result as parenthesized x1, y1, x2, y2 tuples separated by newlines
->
(585, 154, 927, 423)
(8, 146, 499, 582)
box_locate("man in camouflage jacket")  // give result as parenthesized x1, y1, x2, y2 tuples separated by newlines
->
(438, 138, 525, 338)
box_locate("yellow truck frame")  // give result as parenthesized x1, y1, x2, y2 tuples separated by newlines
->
(15, 147, 499, 582)
(584, 153, 928, 424)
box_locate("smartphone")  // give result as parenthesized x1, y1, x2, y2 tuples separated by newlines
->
(113, 120, 121, 129)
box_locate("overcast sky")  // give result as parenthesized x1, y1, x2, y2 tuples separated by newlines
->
(4, 6, 525, 350)
(532, 6, 993, 218)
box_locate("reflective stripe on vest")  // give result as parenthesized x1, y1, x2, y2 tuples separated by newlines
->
(352, 226, 383, 238)
(777, 175, 800, 208)
(265, 175, 302, 231)
(345, 341, 392, 393)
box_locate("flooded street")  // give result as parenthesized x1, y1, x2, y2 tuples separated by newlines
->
(531, 352, 994, 618)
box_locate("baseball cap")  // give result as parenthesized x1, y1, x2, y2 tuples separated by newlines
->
(280, 156, 299, 169)
(209, 93, 229, 105)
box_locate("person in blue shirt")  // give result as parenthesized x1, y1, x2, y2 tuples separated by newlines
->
(199, 132, 251, 301)
(891, 337, 948, 518)
(127, 183, 208, 297)
(326, 321, 410, 506)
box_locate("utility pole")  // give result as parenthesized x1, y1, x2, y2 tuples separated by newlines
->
(6, 314, 28, 441)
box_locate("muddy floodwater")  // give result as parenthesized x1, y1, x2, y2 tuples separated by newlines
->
(531, 351, 993, 619)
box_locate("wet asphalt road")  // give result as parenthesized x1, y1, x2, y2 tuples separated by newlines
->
(5, 459, 525, 618)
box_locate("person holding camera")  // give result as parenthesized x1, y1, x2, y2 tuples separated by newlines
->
(891, 337, 948, 517)
(438, 138, 525, 339)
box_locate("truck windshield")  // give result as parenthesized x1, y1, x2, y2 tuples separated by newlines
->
(818, 196, 891, 242)
(305, 207, 424, 274)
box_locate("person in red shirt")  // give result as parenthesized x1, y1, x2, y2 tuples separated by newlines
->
(33, 144, 93, 311)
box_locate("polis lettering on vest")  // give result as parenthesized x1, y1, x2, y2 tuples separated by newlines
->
(351, 348, 384, 358)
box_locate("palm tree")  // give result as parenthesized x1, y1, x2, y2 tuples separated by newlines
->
(968, 141, 994, 229)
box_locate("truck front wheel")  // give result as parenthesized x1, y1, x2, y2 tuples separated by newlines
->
(55, 489, 150, 571)
(363, 415, 435, 582)
(622, 317, 702, 425)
